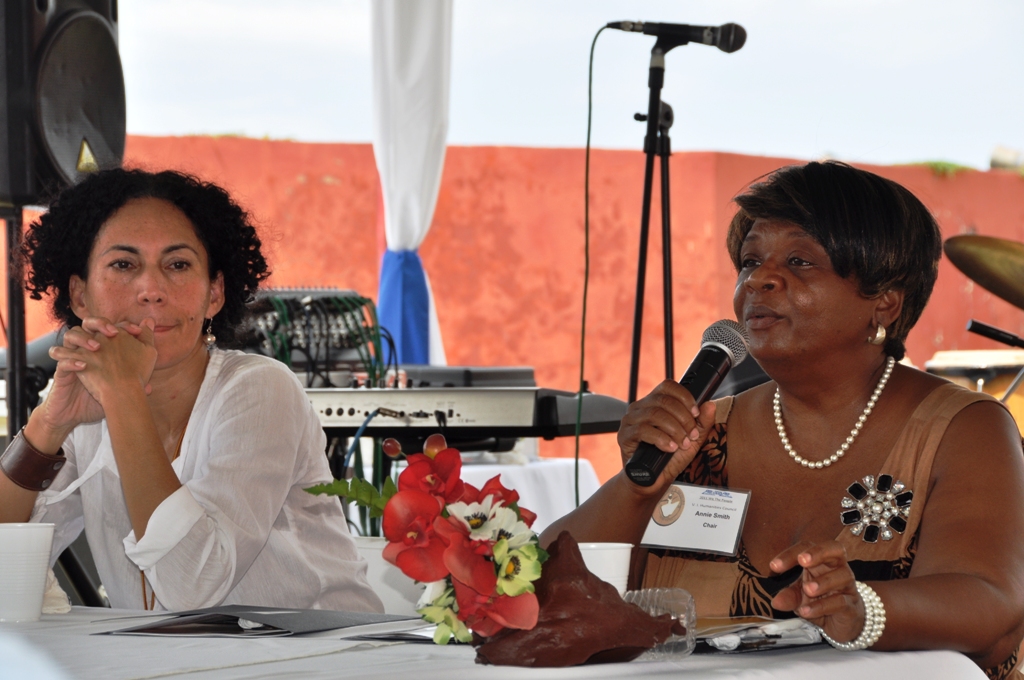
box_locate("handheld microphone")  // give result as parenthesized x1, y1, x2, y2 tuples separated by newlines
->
(966, 319, 1024, 349)
(606, 21, 747, 53)
(624, 319, 750, 487)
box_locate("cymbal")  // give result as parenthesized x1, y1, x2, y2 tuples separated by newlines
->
(944, 235, 1024, 310)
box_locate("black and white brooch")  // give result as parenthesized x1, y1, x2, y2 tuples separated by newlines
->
(840, 474, 913, 543)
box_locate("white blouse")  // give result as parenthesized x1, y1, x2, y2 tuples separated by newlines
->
(32, 349, 383, 613)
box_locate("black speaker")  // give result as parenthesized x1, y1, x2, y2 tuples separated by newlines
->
(0, 0, 125, 206)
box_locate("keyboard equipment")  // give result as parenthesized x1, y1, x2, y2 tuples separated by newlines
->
(306, 387, 626, 439)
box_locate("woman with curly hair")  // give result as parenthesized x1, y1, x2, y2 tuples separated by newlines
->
(0, 168, 382, 613)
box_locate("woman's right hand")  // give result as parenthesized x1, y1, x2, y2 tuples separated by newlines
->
(37, 318, 123, 435)
(618, 380, 717, 495)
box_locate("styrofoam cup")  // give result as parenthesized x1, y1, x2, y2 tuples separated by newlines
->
(578, 542, 633, 595)
(0, 523, 55, 622)
(353, 536, 423, 616)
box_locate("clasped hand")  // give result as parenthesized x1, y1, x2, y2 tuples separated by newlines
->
(770, 541, 866, 643)
(41, 317, 157, 432)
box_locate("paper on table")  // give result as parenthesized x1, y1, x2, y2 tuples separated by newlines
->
(352, 625, 443, 644)
(695, 616, 776, 638)
(98, 605, 426, 639)
(104, 614, 292, 638)
(705, 619, 821, 652)
(695, 617, 822, 653)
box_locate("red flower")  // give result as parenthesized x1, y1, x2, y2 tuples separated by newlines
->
(462, 475, 537, 527)
(381, 490, 449, 582)
(516, 505, 538, 529)
(452, 577, 539, 637)
(460, 482, 481, 504)
(399, 449, 466, 505)
(432, 513, 465, 545)
(443, 531, 497, 596)
(476, 475, 517, 505)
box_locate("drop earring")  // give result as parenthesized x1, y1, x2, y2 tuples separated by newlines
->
(203, 318, 216, 350)
(869, 324, 886, 346)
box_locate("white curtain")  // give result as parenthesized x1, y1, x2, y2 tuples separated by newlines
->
(371, 0, 451, 366)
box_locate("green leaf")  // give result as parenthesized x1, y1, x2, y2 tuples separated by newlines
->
(304, 479, 351, 498)
(307, 476, 390, 512)
(418, 606, 446, 624)
(450, 615, 473, 644)
(369, 481, 393, 514)
(381, 476, 398, 503)
(351, 478, 376, 506)
(433, 622, 453, 645)
(304, 450, 400, 524)
(535, 546, 550, 564)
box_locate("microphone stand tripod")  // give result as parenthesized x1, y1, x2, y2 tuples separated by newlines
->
(2, 206, 28, 439)
(627, 36, 690, 404)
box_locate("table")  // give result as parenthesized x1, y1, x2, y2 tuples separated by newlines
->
(0, 608, 988, 680)
(459, 458, 601, 534)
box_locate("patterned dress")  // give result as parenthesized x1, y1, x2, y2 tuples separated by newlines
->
(639, 382, 1018, 679)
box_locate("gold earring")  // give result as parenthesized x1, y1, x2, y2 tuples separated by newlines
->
(869, 325, 887, 346)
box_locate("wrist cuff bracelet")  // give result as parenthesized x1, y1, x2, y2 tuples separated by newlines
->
(0, 428, 66, 491)
(819, 581, 886, 651)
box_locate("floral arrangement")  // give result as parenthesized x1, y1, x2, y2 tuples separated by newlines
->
(310, 434, 547, 644)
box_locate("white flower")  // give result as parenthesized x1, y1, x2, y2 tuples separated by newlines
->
(417, 580, 451, 610)
(447, 497, 501, 540)
(488, 506, 532, 548)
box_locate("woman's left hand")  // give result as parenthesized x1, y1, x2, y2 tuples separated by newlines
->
(769, 540, 865, 643)
(51, 318, 158, 406)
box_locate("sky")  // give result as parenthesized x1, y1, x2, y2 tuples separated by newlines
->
(119, 0, 1024, 170)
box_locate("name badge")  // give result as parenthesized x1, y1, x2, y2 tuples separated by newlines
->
(641, 483, 751, 556)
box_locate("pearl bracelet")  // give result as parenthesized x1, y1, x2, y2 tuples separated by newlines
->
(819, 581, 886, 651)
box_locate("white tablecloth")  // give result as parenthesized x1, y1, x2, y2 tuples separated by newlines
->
(459, 458, 600, 533)
(0, 608, 987, 680)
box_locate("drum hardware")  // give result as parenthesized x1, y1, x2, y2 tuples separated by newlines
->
(965, 320, 1024, 403)
(1001, 371, 1024, 405)
(943, 233, 1024, 406)
(925, 348, 1024, 430)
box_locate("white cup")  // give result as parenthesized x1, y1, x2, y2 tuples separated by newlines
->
(578, 542, 633, 595)
(353, 536, 423, 616)
(0, 523, 55, 622)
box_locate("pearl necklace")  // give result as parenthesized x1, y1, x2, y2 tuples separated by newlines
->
(773, 356, 896, 469)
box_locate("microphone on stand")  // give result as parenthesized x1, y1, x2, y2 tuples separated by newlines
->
(606, 21, 747, 53)
(624, 320, 750, 487)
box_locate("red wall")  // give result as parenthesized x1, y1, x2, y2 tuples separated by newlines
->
(6, 136, 1024, 482)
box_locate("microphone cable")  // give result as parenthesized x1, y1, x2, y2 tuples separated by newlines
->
(574, 25, 608, 508)
(344, 408, 381, 469)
